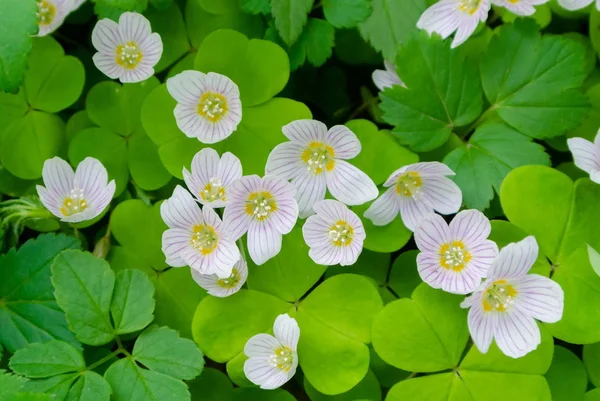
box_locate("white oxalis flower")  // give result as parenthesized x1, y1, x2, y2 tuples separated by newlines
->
(415, 210, 499, 294)
(244, 314, 300, 390)
(557, 0, 599, 10)
(167, 70, 242, 144)
(492, 0, 550, 15)
(372, 60, 404, 91)
(364, 162, 462, 232)
(265, 119, 378, 218)
(37, 157, 116, 223)
(461, 236, 564, 358)
(417, 0, 491, 48)
(567, 130, 600, 184)
(36, 0, 72, 36)
(183, 148, 242, 208)
(192, 258, 248, 298)
(91, 12, 163, 83)
(161, 185, 240, 277)
(223, 175, 299, 265)
(302, 200, 366, 266)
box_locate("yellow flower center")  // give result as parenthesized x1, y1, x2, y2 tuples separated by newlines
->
(439, 241, 471, 272)
(329, 220, 354, 247)
(216, 268, 241, 289)
(270, 347, 294, 372)
(482, 280, 519, 312)
(459, 0, 481, 14)
(37, 0, 56, 26)
(60, 189, 88, 217)
(245, 191, 277, 220)
(197, 92, 228, 123)
(301, 142, 336, 175)
(201, 177, 226, 203)
(115, 42, 143, 69)
(191, 225, 218, 255)
(395, 171, 422, 197)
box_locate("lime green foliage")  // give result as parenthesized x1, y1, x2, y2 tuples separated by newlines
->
(304, 370, 381, 400)
(271, 0, 314, 45)
(545, 346, 587, 401)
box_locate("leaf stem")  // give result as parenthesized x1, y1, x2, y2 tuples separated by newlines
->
(461, 105, 498, 140)
(115, 336, 132, 358)
(85, 349, 121, 372)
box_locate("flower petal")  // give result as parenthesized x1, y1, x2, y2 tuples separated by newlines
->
(414, 212, 451, 252)
(397, 196, 434, 232)
(211, 239, 240, 278)
(292, 170, 327, 219)
(406, 161, 456, 177)
(417, 0, 462, 40)
(308, 243, 343, 266)
(120, 64, 154, 83)
(567, 137, 600, 176)
(167, 70, 205, 105)
(326, 160, 378, 205)
(494, 310, 541, 358)
(449, 209, 491, 246)
(421, 176, 462, 215)
(247, 221, 282, 265)
(265, 142, 305, 181)
(302, 214, 330, 248)
(363, 187, 401, 226)
(42, 157, 74, 197)
(557, 0, 594, 10)
(139, 32, 163, 67)
(274, 314, 300, 350)
(160, 185, 203, 229)
(219, 151, 243, 186)
(514, 274, 564, 323)
(192, 258, 248, 297)
(222, 203, 252, 241)
(162, 228, 192, 267)
(467, 240, 498, 278)
(37, 185, 62, 218)
(118, 12, 151, 44)
(91, 18, 120, 53)
(325, 125, 361, 160)
(244, 357, 290, 390)
(488, 236, 538, 279)
(282, 119, 327, 145)
(74, 157, 114, 211)
(92, 53, 122, 80)
(467, 297, 494, 354)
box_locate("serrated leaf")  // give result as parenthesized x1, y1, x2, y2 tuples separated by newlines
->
(132, 326, 204, 380)
(9, 341, 84, 378)
(444, 122, 550, 210)
(289, 18, 335, 70)
(110, 270, 155, 335)
(323, 0, 372, 28)
(23, 373, 78, 400)
(271, 0, 313, 45)
(241, 0, 271, 14)
(51, 250, 115, 346)
(0, 369, 28, 399)
(65, 371, 111, 401)
(0, 234, 80, 353)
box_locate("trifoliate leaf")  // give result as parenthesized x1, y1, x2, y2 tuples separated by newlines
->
(146, 3, 189, 72)
(481, 20, 589, 139)
(271, 0, 313, 45)
(0, 234, 80, 353)
(358, 0, 427, 60)
(132, 326, 204, 380)
(444, 122, 551, 210)
(110, 270, 155, 335)
(388, 250, 421, 299)
(0, 0, 37, 93)
(545, 346, 587, 401)
(380, 31, 483, 152)
(65, 371, 111, 401)
(9, 341, 84, 378)
(304, 369, 382, 401)
(241, 0, 271, 14)
(289, 18, 335, 70)
(51, 250, 116, 346)
(323, 0, 372, 28)
(23, 373, 79, 400)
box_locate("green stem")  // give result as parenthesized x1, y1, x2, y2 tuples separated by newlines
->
(115, 336, 132, 358)
(461, 106, 498, 140)
(85, 349, 121, 372)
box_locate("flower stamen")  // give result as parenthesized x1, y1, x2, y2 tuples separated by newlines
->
(329, 220, 354, 247)
(197, 92, 228, 123)
(269, 347, 294, 372)
(301, 142, 335, 175)
(201, 177, 226, 203)
(115, 41, 143, 69)
(482, 280, 518, 312)
(439, 241, 472, 272)
(191, 225, 218, 255)
(245, 192, 277, 220)
(37, 0, 56, 26)
(60, 188, 88, 217)
(395, 171, 423, 198)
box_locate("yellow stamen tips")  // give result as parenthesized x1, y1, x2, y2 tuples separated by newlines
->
(395, 171, 423, 198)
(482, 279, 518, 312)
(200, 177, 226, 202)
(191, 225, 218, 255)
(439, 241, 472, 272)
(245, 191, 277, 220)
(301, 142, 336, 175)
(60, 189, 88, 217)
(270, 347, 294, 372)
(37, 0, 56, 26)
(115, 42, 143, 69)
(217, 268, 240, 289)
(197, 92, 228, 123)
(329, 220, 354, 247)
(459, 0, 481, 14)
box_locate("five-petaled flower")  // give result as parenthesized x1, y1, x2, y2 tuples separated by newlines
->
(417, 0, 491, 48)
(192, 258, 248, 298)
(415, 210, 498, 294)
(36, 0, 72, 36)
(557, 0, 599, 10)
(91, 12, 163, 83)
(183, 148, 243, 208)
(161, 185, 240, 277)
(302, 200, 366, 266)
(461, 236, 564, 358)
(492, 0, 550, 15)
(372, 60, 404, 91)
(567, 130, 600, 184)
(223, 175, 299, 265)
(37, 157, 116, 223)
(266, 119, 378, 218)
(167, 70, 242, 144)
(244, 314, 300, 390)
(364, 162, 462, 232)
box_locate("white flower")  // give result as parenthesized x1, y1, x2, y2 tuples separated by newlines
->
(415, 210, 498, 294)
(302, 200, 366, 266)
(161, 185, 240, 277)
(567, 131, 600, 184)
(265, 119, 378, 218)
(492, 0, 549, 15)
(223, 175, 299, 265)
(192, 258, 248, 298)
(91, 12, 163, 83)
(36, 157, 115, 223)
(166, 70, 242, 144)
(183, 148, 242, 208)
(364, 162, 462, 232)
(417, 0, 491, 48)
(36, 0, 72, 36)
(557, 0, 599, 10)
(372, 60, 404, 91)
(244, 314, 300, 390)
(461, 236, 564, 358)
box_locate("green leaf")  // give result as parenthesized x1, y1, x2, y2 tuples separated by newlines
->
(568, 83, 600, 142)
(444, 122, 550, 210)
(110, 269, 155, 335)
(481, 20, 589, 139)
(289, 18, 335, 69)
(188, 368, 233, 401)
(545, 346, 587, 401)
(132, 326, 204, 380)
(233, 388, 297, 400)
(380, 31, 483, 152)
(65, 371, 111, 401)
(270, 0, 313, 45)
(334, 28, 381, 65)
(358, 0, 427, 60)
(323, 0, 371, 28)
(9, 341, 84, 378)
(584, 342, 600, 387)
(388, 250, 421, 299)
(198, 0, 238, 14)
(386, 373, 466, 401)
(23, 373, 78, 400)
(241, 0, 271, 14)
(51, 250, 115, 346)
(304, 369, 381, 401)
(586, 389, 600, 401)
(0, 0, 37, 93)
(589, 245, 600, 278)
(104, 358, 190, 401)
(0, 234, 80, 353)
(146, 2, 190, 72)
(0, 369, 28, 400)
(127, 128, 172, 191)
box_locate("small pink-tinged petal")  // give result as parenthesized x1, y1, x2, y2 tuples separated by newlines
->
(190, 147, 219, 186)
(421, 176, 462, 215)
(449, 209, 491, 247)
(467, 240, 498, 277)
(74, 157, 110, 199)
(282, 119, 328, 145)
(222, 203, 252, 241)
(466, 297, 495, 354)
(494, 310, 541, 358)
(341, 241, 363, 266)
(292, 170, 327, 218)
(397, 196, 434, 232)
(274, 314, 300, 350)
(167, 70, 205, 105)
(91, 18, 120, 53)
(229, 175, 262, 200)
(160, 185, 203, 229)
(363, 187, 401, 226)
(265, 142, 305, 180)
(488, 236, 538, 280)
(247, 221, 282, 265)
(118, 12, 151, 44)
(312, 199, 350, 224)
(326, 160, 378, 205)
(567, 137, 600, 176)
(325, 125, 361, 160)
(263, 175, 297, 201)
(414, 213, 451, 252)
(514, 274, 564, 323)
(42, 157, 74, 197)
(162, 228, 192, 267)
(173, 104, 204, 139)
(87, 180, 116, 219)
(270, 199, 299, 235)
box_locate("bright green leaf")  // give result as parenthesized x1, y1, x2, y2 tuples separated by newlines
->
(304, 369, 381, 401)
(271, 0, 313, 45)
(545, 346, 587, 401)
(234, 388, 297, 400)
(9, 341, 84, 378)
(584, 342, 600, 387)
(146, 3, 190, 72)
(241, 0, 271, 14)
(586, 389, 600, 401)
(127, 128, 172, 191)
(65, 371, 111, 401)
(110, 269, 155, 335)
(388, 250, 421, 299)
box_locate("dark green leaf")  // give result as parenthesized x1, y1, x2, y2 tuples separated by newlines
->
(65, 371, 111, 401)
(323, 0, 372, 28)
(110, 270, 155, 335)
(271, 0, 313, 45)
(9, 341, 84, 378)
(241, 0, 271, 14)
(289, 18, 335, 69)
